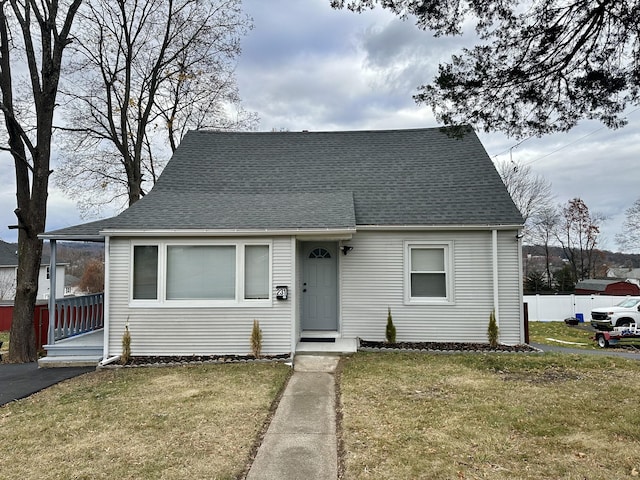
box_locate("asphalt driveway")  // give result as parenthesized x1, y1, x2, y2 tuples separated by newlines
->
(0, 362, 94, 406)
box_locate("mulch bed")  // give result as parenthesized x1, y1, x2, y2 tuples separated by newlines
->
(359, 340, 540, 353)
(114, 342, 539, 367)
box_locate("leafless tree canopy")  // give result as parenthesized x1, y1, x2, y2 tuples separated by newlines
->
(495, 158, 554, 230)
(56, 0, 257, 215)
(556, 197, 604, 281)
(616, 197, 640, 253)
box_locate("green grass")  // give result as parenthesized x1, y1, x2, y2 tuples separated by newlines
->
(0, 362, 290, 479)
(528, 321, 599, 349)
(339, 352, 640, 479)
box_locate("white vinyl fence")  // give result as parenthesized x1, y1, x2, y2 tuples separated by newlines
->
(524, 294, 633, 322)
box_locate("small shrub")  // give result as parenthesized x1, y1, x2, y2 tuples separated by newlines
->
(385, 308, 396, 344)
(121, 324, 131, 365)
(250, 319, 263, 358)
(487, 309, 499, 348)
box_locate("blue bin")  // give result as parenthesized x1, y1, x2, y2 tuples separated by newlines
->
(576, 313, 584, 323)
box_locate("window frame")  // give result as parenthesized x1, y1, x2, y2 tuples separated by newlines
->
(404, 241, 454, 305)
(132, 245, 160, 301)
(129, 240, 272, 307)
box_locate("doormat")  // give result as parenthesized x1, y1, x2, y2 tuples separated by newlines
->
(300, 337, 336, 343)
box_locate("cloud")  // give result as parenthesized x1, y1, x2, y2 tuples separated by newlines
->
(1, 0, 638, 253)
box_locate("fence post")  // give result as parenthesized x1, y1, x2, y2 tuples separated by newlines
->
(523, 302, 529, 344)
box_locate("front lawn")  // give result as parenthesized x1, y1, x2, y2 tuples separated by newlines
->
(339, 352, 640, 479)
(528, 321, 598, 349)
(0, 362, 290, 479)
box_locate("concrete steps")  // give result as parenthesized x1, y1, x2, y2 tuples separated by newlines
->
(38, 330, 103, 368)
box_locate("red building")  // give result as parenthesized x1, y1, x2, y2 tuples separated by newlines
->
(574, 279, 640, 296)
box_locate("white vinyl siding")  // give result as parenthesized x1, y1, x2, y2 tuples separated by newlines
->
(340, 230, 522, 345)
(496, 230, 524, 343)
(108, 236, 293, 356)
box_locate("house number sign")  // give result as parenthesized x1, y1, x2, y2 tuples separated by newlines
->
(276, 286, 288, 300)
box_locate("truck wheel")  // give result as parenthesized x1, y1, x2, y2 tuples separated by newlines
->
(597, 334, 609, 348)
(617, 320, 632, 328)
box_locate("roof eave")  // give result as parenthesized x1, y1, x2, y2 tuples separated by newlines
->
(100, 227, 358, 237)
(357, 223, 524, 231)
(39, 234, 106, 242)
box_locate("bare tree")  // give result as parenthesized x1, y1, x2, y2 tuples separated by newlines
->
(0, 0, 81, 362)
(56, 0, 256, 214)
(556, 198, 603, 282)
(616, 198, 640, 253)
(496, 158, 554, 230)
(528, 206, 560, 290)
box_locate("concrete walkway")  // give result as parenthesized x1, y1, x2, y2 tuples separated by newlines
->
(246, 355, 340, 480)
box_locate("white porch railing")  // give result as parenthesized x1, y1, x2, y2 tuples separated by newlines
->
(49, 293, 104, 343)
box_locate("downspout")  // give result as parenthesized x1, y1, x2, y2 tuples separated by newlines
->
(47, 239, 57, 345)
(99, 355, 120, 367)
(102, 236, 110, 360)
(517, 230, 525, 343)
(492, 230, 500, 328)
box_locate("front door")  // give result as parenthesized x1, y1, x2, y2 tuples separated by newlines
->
(301, 243, 338, 331)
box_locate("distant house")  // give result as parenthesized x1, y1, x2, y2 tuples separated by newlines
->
(574, 279, 640, 296)
(0, 240, 66, 301)
(41, 127, 525, 360)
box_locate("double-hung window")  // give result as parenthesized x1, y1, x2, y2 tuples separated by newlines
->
(131, 242, 271, 304)
(133, 245, 159, 300)
(405, 242, 452, 303)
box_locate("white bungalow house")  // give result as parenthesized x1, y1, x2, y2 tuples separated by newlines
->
(0, 239, 66, 301)
(40, 127, 525, 365)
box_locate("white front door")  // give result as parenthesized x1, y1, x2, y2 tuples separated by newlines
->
(301, 243, 338, 331)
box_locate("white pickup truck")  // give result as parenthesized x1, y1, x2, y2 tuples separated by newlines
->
(590, 297, 640, 330)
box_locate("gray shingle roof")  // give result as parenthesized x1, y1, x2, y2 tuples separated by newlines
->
(0, 240, 18, 266)
(44, 127, 523, 237)
(0, 239, 50, 266)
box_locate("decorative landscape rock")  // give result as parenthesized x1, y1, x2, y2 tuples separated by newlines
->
(359, 340, 540, 353)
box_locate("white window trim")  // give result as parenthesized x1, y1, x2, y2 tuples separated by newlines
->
(129, 240, 273, 308)
(404, 240, 454, 305)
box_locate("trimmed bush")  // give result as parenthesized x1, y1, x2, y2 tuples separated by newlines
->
(385, 308, 396, 344)
(250, 319, 263, 358)
(121, 325, 131, 365)
(487, 309, 499, 348)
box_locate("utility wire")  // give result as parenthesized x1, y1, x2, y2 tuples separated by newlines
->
(492, 106, 640, 166)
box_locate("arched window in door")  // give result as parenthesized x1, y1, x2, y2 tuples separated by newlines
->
(308, 247, 331, 259)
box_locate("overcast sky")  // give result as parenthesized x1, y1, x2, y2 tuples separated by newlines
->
(1, 0, 639, 252)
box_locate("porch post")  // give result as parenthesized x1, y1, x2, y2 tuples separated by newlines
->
(48, 239, 57, 345)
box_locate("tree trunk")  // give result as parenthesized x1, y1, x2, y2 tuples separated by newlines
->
(7, 231, 42, 362)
